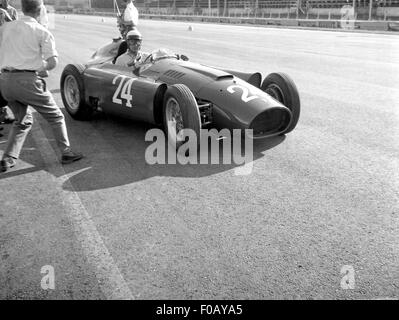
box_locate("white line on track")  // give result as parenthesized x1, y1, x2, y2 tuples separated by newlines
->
(30, 113, 134, 300)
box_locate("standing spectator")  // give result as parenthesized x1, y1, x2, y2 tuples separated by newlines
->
(0, 0, 83, 172)
(0, 0, 18, 21)
(38, 3, 49, 28)
(117, 0, 139, 39)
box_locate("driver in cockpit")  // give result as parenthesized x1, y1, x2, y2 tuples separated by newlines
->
(115, 29, 148, 68)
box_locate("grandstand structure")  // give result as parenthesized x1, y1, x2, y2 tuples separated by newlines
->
(9, 0, 399, 20)
(138, 0, 399, 19)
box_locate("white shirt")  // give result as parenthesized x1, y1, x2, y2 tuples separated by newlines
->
(115, 51, 147, 68)
(122, 2, 138, 26)
(0, 15, 57, 70)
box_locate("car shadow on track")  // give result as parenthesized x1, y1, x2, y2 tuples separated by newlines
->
(0, 111, 286, 190)
(59, 112, 286, 192)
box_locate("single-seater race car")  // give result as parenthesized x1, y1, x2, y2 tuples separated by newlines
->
(60, 38, 300, 147)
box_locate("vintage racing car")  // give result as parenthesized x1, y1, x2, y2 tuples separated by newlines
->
(60, 39, 300, 147)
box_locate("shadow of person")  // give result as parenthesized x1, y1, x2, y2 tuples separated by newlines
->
(60, 113, 286, 192)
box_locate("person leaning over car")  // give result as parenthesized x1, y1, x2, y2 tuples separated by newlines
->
(0, 0, 83, 172)
(117, 0, 138, 39)
(0, 0, 17, 21)
(38, 3, 49, 28)
(115, 28, 148, 68)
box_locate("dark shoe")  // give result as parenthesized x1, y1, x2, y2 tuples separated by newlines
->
(2, 116, 15, 124)
(1, 156, 17, 172)
(61, 149, 83, 164)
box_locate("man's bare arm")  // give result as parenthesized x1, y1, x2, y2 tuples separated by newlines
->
(37, 56, 58, 77)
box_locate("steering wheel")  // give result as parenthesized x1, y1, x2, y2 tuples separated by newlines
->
(142, 53, 188, 64)
(143, 53, 153, 64)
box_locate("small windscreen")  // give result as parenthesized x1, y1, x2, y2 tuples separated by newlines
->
(151, 48, 178, 62)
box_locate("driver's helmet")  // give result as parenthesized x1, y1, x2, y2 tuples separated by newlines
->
(126, 29, 142, 41)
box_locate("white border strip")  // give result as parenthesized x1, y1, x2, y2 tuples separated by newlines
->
(30, 117, 133, 300)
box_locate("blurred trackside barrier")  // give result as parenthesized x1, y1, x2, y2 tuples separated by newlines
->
(141, 13, 394, 31)
(53, 10, 398, 32)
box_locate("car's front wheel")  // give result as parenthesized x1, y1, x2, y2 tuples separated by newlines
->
(163, 84, 201, 149)
(261, 72, 300, 134)
(60, 64, 93, 120)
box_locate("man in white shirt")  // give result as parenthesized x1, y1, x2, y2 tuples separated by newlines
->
(117, 0, 138, 38)
(0, 0, 83, 172)
(115, 28, 148, 68)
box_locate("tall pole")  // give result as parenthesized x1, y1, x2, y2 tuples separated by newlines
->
(255, 0, 259, 16)
(369, 0, 373, 20)
(353, 0, 356, 19)
(208, 0, 211, 16)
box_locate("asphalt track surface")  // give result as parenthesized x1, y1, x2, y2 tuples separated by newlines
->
(0, 14, 398, 300)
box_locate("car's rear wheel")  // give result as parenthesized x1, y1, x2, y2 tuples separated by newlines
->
(261, 72, 300, 134)
(163, 84, 201, 149)
(60, 64, 94, 120)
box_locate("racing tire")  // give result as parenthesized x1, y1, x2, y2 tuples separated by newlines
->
(60, 64, 93, 120)
(261, 72, 300, 134)
(163, 84, 201, 150)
